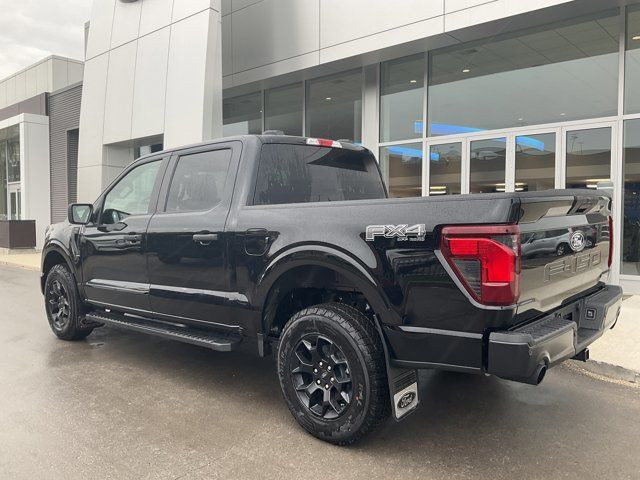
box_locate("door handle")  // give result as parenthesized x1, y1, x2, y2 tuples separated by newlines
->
(193, 233, 218, 245)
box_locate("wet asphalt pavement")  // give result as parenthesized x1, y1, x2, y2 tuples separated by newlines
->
(1, 265, 639, 480)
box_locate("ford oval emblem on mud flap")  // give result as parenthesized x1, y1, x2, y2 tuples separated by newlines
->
(397, 391, 416, 409)
(570, 230, 586, 252)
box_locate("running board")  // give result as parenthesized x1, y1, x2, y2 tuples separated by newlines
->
(85, 311, 241, 352)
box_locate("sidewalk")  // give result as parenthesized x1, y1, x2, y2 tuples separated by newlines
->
(0, 251, 41, 271)
(583, 295, 640, 383)
(0, 252, 638, 382)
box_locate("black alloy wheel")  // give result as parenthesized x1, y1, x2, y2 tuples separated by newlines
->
(290, 334, 353, 420)
(47, 279, 71, 331)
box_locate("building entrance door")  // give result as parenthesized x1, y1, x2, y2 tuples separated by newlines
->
(8, 184, 21, 220)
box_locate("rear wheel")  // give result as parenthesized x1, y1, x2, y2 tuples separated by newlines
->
(45, 264, 94, 341)
(277, 303, 390, 445)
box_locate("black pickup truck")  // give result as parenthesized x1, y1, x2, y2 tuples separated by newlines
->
(41, 134, 622, 444)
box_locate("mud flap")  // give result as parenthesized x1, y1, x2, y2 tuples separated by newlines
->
(373, 315, 419, 421)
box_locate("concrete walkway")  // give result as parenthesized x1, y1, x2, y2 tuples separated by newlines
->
(0, 251, 40, 271)
(1, 252, 638, 382)
(585, 295, 640, 382)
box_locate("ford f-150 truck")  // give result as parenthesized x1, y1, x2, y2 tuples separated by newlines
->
(41, 134, 622, 445)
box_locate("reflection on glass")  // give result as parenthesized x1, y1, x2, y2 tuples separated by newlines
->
(379, 143, 422, 198)
(622, 120, 640, 275)
(380, 54, 424, 142)
(429, 143, 461, 195)
(428, 10, 619, 135)
(470, 138, 506, 193)
(515, 133, 555, 191)
(265, 83, 303, 136)
(306, 69, 362, 142)
(0, 137, 6, 220)
(565, 128, 611, 189)
(625, 5, 640, 114)
(223, 92, 262, 136)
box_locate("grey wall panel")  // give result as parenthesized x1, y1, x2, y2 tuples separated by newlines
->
(0, 93, 48, 123)
(48, 84, 82, 224)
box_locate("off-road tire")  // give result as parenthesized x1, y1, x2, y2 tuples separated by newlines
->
(44, 264, 94, 341)
(277, 302, 390, 445)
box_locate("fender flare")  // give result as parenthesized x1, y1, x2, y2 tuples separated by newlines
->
(256, 244, 396, 332)
(41, 242, 81, 293)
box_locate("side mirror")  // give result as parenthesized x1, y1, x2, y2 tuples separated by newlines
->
(68, 204, 93, 225)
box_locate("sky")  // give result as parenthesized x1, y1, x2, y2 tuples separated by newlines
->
(0, 0, 92, 79)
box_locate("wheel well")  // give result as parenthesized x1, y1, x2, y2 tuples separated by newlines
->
(42, 250, 69, 280)
(264, 265, 376, 338)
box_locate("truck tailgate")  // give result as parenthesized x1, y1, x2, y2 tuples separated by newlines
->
(516, 190, 611, 317)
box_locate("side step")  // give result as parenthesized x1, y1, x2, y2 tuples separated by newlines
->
(85, 310, 242, 352)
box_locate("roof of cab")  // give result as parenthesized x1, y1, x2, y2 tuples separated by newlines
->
(135, 134, 366, 163)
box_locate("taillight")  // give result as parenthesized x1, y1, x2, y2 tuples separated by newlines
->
(608, 216, 613, 268)
(307, 138, 342, 148)
(440, 225, 521, 306)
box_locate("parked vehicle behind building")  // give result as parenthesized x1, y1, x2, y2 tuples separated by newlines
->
(41, 135, 622, 444)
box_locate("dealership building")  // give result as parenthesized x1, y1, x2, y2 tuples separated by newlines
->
(3, 0, 640, 292)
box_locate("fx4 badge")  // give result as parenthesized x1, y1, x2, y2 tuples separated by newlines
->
(366, 224, 426, 242)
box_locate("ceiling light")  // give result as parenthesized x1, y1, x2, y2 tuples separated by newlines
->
(633, 35, 640, 41)
(325, 97, 332, 101)
(462, 68, 470, 73)
(410, 79, 417, 84)
(518, 118, 524, 121)
(560, 112, 566, 116)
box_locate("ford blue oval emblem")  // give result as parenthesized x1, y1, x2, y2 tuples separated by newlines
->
(397, 391, 416, 409)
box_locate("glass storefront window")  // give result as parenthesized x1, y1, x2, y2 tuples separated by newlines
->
(379, 143, 422, 198)
(306, 70, 362, 142)
(622, 119, 640, 275)
(222, 92, 262, 136)
(625, 5, 640, 114)
(429, 142, 461, 195)
(428, 10, 620, 135)
(469, 138, 506, 194)
(380, 54, 424, 142)
(515, 133, 556, 191)
(565, 127, 611, 189)
(0, 138, 6, 220)
(265, 83, 303, 136)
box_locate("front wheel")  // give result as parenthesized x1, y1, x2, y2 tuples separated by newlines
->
(277, 303, 390, 445)
(44, 264, 94, 341)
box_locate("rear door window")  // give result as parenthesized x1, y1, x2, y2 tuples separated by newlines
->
(253, 144, 385, 205)
(165, 149, 232, 212)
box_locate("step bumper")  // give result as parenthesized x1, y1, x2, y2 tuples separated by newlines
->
(487, 285, 622, 384)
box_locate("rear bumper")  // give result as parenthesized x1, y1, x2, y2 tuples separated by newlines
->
(487, 284, 622, 384)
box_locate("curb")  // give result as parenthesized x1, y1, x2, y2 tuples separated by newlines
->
(570, 359, 640, 384)
(0, 261, 40, 272)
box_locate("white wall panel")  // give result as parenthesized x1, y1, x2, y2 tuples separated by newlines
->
(51, 59, 69, 92)
(232, 0, 262, 11)
(22, 120, 51, 249)
(86, 0, 116, 59)
(165, 11, 214, 147)
(78, 53, 109, 172)
(132, 27, 170, 139)
(103, 42, 137, 144)
(222, 0, 231, 15)
(25, 67, 37, 98)
(172, 0, 219, 22)
(222, 15, 232, 76)
(111, 0, 142, 48)
(35, 61, 49, 93)
(68, 61, 84, 85)
(232, 0, 319, 73)
(0, 82, 6, 109)
(14, 73, 26, 103)
(77, 165, 104, 203)
(320, 0, 444, 48)
(445, 0, 496, 14)
(5, 77, 16, 105)
(140, 0, 174, 36)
